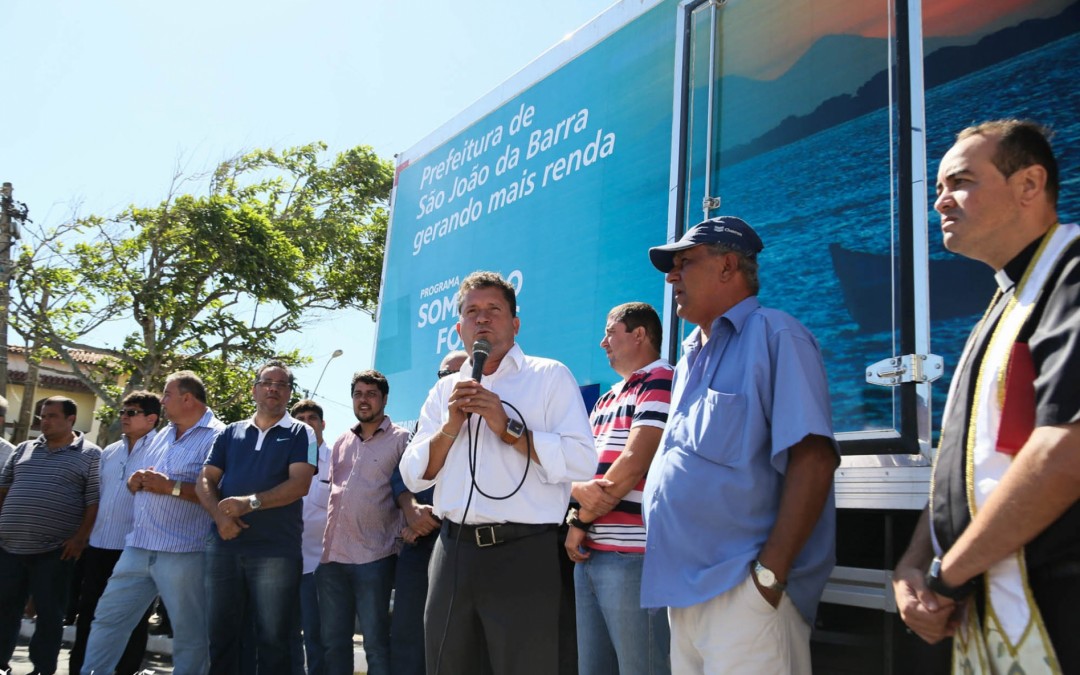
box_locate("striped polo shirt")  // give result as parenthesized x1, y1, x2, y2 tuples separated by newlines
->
(127, 408, 226, 553)
(585, 359, 673, 553)
(0, 433, 102, 555)
(89, 430, 159, 550)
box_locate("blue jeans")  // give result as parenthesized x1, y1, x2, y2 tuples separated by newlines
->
(70, 546, 151, 675)
(82, 547, 208, 675)
(574, 550, 671, 675)
(390, 535, 435, 675)
(298, 572, 324, 675)
(0, 547, 74, 675)
(316, 556, 395, 675)
(205, 549, 301, 675)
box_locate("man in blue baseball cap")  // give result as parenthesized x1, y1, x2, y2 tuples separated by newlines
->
(641, 216, 839, 674)
(647, 215, 765, 272)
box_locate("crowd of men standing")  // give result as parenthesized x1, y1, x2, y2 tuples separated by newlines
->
(0, 118, 1075, 675)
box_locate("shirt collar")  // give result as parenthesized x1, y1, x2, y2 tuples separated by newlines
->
(123, 428, 159, 451)
(248, 411, 297, 430)
(500, 343, 526, 372)
(634, 357, 671, 375)
(351, 414, 393, 438)
(456, 342, 525, 380)
(485, 342, 525, 376)
(194, 408, 219, 430)
(611, 358, 670, 394)
(35, 431, 84, 452)
(162, 407, 222, 442)
(683, 296, 762, 352)
(995, 233, 1045, 292)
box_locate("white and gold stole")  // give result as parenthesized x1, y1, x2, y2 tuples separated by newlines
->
(952, 222, 1079, 675)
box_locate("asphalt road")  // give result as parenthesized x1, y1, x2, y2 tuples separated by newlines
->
(10, 623, 173, 674)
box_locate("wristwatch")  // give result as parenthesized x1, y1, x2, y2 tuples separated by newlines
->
(925, 557, 977, 600)
(751, 560, 787, 592)
(248, 495, 262, 511)
(500, 418, 525, 445)
(171, 480, 182, 497)
(565, 508, 591, 532)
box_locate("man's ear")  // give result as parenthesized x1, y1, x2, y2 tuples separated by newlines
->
(1015, 163, 1048, 207)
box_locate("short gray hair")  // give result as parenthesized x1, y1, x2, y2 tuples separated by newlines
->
(705, 244, 760, 295)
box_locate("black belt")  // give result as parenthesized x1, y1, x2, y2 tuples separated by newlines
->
(444, 521, 557, 548)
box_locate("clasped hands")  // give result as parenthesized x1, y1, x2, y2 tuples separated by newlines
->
(445, 380, 509, 438)
(892, 565, 961, 644)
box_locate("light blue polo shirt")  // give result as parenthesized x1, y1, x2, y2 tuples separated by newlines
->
(641, 296, 838, 624)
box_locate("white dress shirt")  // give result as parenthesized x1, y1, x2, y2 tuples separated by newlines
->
(401, 343, 595, 525)
(300, 441, 331, 574)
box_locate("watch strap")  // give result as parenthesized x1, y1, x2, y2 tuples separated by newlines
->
(171, 480, 182, 497)
(925, 557, 977, 600)
(565, 509, 591, 532)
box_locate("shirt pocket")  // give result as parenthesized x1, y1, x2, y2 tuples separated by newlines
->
(676, 388, 747, 467)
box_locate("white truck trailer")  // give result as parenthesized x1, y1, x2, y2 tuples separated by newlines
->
(375, 1, 1080, 670)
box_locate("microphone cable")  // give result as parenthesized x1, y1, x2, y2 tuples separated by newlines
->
(433, 398, 532, 674)
(466, 400, 530, 500)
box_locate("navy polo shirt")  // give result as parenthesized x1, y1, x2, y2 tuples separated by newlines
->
(204, 413, 316, 558)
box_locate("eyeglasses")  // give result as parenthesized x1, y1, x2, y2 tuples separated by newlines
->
(436, 368, 456, 379)
(256, 379, 293, 391)
(119, 409, 147, 418)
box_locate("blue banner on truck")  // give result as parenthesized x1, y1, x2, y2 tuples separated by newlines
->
(376, 3, 676, 423)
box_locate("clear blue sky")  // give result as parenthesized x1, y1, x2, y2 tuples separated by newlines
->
(2, 0, 614, 439)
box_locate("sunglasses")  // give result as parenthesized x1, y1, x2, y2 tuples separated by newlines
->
(119, 409, 148, 418)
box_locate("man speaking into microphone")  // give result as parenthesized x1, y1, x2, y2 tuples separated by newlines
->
(400, 270, 595, 675)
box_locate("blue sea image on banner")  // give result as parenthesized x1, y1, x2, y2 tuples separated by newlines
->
(714, 27, 1080, 436)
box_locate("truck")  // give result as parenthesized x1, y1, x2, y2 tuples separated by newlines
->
(375, 0, 1080, 671)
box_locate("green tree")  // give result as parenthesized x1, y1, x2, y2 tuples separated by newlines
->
(11, 142, 392, 433)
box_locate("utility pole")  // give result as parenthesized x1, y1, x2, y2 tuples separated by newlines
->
(12, 286, 46, 443)
(1, 182, 28, 395)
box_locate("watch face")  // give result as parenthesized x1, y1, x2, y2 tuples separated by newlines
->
(249, 497, 262, 510)
(757, 566, 777, 587)
(507, 419, 525, 437)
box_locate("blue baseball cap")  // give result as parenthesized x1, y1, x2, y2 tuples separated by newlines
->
(648, 216, 765, 273)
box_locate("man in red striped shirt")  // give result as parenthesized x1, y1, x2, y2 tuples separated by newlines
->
(565, 302, 673, 675)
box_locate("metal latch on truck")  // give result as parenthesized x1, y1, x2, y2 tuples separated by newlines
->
(865, 354, 944, 387)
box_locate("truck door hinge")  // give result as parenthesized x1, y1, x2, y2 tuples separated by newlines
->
(865, 354, 944, 387)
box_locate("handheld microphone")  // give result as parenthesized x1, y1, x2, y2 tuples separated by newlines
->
(470, 339, 492, 381)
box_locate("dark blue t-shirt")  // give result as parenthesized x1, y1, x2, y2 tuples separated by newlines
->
(204, 415, 316, 558)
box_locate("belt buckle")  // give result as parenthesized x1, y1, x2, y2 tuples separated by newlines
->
(475, 525, 498, 547)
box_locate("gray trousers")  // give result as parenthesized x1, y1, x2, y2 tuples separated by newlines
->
(424, 524, 560, 675)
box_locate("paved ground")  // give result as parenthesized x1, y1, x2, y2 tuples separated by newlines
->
(11, 620, 369, 674)
(10, 621, 172, 674)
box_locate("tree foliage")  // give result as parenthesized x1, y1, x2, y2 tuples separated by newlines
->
(11, 142, 392, 426)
